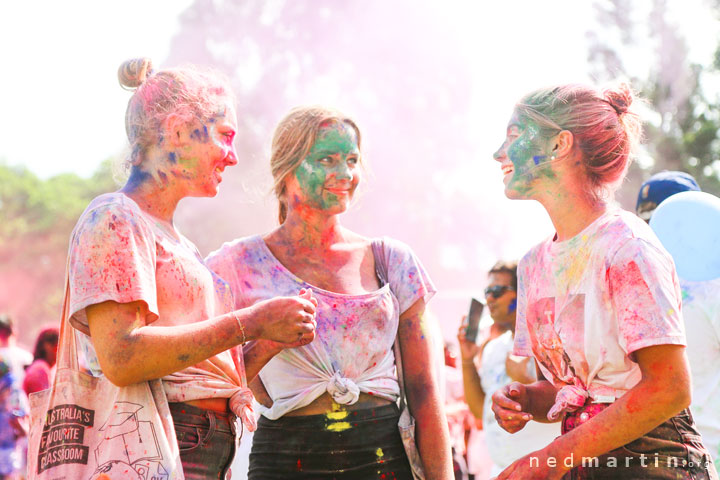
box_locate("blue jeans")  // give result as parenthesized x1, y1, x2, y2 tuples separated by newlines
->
(169, 402, 238, 480)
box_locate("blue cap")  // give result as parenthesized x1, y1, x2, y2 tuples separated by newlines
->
(636, 171, 700, 220)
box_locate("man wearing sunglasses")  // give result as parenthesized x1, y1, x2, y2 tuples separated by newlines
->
(457, 261, 558, 477)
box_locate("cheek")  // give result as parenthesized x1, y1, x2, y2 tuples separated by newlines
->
(295, 162, 327, 194)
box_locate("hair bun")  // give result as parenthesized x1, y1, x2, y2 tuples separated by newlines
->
(603, 83, 633, 115)
(118, 58, 154, 90)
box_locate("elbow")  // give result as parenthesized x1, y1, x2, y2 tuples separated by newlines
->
(101, 365, 137, 387)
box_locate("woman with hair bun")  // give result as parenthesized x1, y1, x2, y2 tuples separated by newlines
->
(206, 106, 453, 479)
(66, 58, 318, 478)
(490, 83, 718, 479)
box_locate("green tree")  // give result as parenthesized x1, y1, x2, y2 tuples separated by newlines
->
(587, 0, 720, 208)
(0, 159, 117, 346)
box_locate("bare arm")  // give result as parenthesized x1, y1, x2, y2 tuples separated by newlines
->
(87, 293, 316, 387)
(547, 345, 691, 468)
(399, 299, 453, 480)
(496, 345, 691, 479)
(505, 355, 536, 384)
(457, 324, 485, 420)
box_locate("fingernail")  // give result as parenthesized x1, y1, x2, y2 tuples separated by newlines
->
(515, 405, 521, 411)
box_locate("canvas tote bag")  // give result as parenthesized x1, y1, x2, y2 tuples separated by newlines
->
(27, 277, 184, 480)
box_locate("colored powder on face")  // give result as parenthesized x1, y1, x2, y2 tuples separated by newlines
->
(508, 298, 517, 313)
(293, 123, 359, 209)
(190, 126, 210, 143)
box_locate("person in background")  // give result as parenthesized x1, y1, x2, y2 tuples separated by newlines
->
(22, 327, 59, 396)
(457, 261, 557, 476)
(444, 342, 470, 480)
(0, 314, 30, 480)
(635, 170, 700, 222)
(634, 171, 720, 469)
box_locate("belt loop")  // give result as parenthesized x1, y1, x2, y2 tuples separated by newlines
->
(200, 410, 216, 447)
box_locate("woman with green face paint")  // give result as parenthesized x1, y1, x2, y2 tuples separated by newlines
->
(490, 84, 717, 479)
(206, 106, 454, 479)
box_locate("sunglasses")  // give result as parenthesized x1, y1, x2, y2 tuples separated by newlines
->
(484, 285, 515, 299)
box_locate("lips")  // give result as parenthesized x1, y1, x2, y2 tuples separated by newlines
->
(325, 188, 351, 195)
(501, 164, 514, 176)
(214, 166, 224, 183)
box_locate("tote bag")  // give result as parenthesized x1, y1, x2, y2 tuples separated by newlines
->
(27, 280, 184, 480)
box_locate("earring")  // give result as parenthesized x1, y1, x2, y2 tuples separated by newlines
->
(550, 155, 556, 161)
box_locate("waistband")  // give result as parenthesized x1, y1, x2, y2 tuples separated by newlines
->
(259, 402, 400, 429)
(169, 401, 236, 434)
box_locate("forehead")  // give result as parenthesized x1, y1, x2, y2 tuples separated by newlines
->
(312, 121, 359, 150)
(488, 271, 514, 286)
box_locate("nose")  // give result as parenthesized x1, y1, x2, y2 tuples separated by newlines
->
(493, 144, 506, 163)
(334, 159, 354, 181)
(225, 146, 238, 166)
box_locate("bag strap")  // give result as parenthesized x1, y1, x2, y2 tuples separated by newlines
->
(371, 239, 409, 408)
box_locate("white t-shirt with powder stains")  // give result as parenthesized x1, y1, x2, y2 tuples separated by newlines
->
(514, 209, 686, 407)
(67, 193, 247, 404)
(205, 235, 436, 420)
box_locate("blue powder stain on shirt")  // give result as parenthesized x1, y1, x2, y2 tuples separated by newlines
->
(168, 152, 177, 164)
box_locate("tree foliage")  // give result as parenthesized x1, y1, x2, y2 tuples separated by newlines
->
(0, 160, 116, 345)
(587, 0, 720, 207)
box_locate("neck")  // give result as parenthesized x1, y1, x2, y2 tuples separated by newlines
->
(121, 155, 185, 224)
(538, 188, 609, 242)
(278, 205, 345, 249)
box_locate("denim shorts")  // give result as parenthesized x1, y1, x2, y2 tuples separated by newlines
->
(561, 404, 718, 479)
(169, 402, 238, 480)
(249, 403, 413, 480)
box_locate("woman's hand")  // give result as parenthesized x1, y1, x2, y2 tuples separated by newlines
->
(248, 288, 318, 345)
(492, 448, 568, 480)
(491, 382, 533, 433)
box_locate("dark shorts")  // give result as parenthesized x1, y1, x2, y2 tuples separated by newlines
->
(561, 404, 718, 479)
(169, 402, 238, 480)
(248, 403, 413, 480)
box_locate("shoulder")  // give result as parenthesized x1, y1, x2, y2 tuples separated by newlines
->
(603, 211, 673, 266)
(205, 234, 263, 269)
(73, 192, 148, 236)
(376, 235, 419, 259)
(519, 237, 553, 273)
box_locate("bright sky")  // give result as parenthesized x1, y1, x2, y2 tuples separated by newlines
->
(1, 0, 717, 180)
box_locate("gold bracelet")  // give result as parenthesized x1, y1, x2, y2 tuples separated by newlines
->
(231, 311, 247, 345)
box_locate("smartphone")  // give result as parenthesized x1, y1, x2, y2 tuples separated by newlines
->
(465, 297, 484, 343)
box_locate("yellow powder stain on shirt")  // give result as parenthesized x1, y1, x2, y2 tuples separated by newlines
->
(326, 421, 352, 432)
(667, 308, 676, 316)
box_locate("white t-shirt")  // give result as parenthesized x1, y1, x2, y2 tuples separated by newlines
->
(480, 331, 559, 472)
(67, 193, 247, 406)
(681, 278, 720, 465)
(205, 235, 436, 419)
(514, 209, 686, 415)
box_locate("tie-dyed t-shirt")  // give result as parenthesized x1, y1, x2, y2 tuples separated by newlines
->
(67, 192, 246, 405)
(514, 209, 685, 409)
(205, 235, 435, 419)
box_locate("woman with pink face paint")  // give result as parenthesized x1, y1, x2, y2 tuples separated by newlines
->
(206, 106, 454, 479)
(489, 83, 718, 480)
(66, 58, 318, 479)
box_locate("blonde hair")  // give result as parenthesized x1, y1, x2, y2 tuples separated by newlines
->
(270, 106, 362, 224)
(515, 82, 643, 203)
(118, 57, 235, 167)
